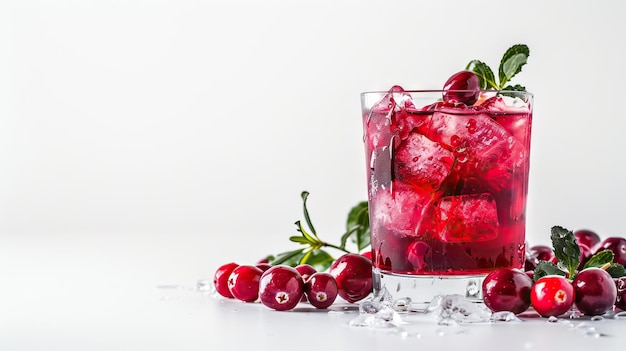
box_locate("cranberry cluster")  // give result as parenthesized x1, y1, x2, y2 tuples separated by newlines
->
(483, 229, 626, 317)
(213, 253, 373, 311)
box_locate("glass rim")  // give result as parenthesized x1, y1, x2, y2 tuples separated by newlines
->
(360, 89, 533, 97)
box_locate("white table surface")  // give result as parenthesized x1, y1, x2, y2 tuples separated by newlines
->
(4, 243, 624, 351)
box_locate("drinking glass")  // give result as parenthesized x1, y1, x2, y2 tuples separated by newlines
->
(360, 88, 533, 308)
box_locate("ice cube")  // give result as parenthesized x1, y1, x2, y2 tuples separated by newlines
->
(394, 131, 454, 193)
(350, 289, 404, 329)
(435, 193, 499, 242)
(371, 182, 432, 237)
(437, 294, 492, 325)
(359, 286, 394, 314)
(348, 308, 403, 328)
(490, 311, 522, 323)
(365, 86, 431, 150)
(369, 146, 393, 195)
(420, 111, 527, 191)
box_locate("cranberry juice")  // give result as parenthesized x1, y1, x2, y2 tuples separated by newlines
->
(362, 87, 532, 276)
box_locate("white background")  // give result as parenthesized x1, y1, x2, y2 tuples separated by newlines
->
(2, 1, 626, 346)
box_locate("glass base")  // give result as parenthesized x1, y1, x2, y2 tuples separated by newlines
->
(372, 268, 486, 311)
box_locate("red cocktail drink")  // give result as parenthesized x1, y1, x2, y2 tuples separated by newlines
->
(361, 87, 533, 303)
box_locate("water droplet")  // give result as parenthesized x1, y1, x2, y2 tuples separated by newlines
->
(547, 316, 559, 323)
(613, 311, 626, 320)
(195, 280, 214, 293)
(584, 331, 602, 338)
(590, 315, 604, 321)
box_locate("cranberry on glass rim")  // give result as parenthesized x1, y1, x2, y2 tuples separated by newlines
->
(442, 70, 481, 105)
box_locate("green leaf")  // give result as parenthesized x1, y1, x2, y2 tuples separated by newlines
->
(295, 220, 320, 245)
(606, 263, 626, 278)
(498, 44, 529, 87)
(339, 225, 361, 250)
(534, 260, 566, 281)
(345, 201, 370, 251)
(583, 249, 615, 270)
(269, 248, 305, 267)
(501, 84, 526, 92)
(300, 191, 317, 237)
(550, 226, 580, 279)
(302, 249, 335, 272)
(466, 59, 498, 89)
(289, 235, 312, 245)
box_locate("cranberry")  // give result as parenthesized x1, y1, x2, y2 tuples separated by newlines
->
(295, 264, 317, 302)
(573, 268, 617, 316)
(525, 270, 535, 281)
(530, 275, 575, 317)
(256, 263, 272, 272)
(482, 268, 533, 314)
(228, 265, 263, 302)
(361, 251, 373, 261)
(595, 237, 626, 266)
(577, 243, 594, 270)
(528, 245, 557, 263)
(305, 272, 338, 309)
(574, 229, 601, 250)
(329, 253, 373, 303)
(259, 265, 304, 311)
(213, 262, 239, 298)
(442, 70, 481, 105)
(615, 277, 626, 310)
(524, 256, 537, 272)
(257, 256, 271, 265)
(294, 264, 317, 282)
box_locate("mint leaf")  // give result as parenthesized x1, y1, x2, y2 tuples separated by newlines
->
(498, 44, 529, 87)
(345, 201, 370, 251)
(466, 60, 498, 89)
(550, 226, 580, 279)
(501, 84, 526, 92)
(583, 249, 615, 270)
(534, 260, 566, 281)
(606, 263, 626, 278)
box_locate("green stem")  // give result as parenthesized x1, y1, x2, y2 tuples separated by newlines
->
(322, 242, 352, 254)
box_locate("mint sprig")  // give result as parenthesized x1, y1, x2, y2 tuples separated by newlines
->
(541, 225, 626, 280)
(268, 191, 370, 271)
(466, 44, 529, 91)
(550, 226, 580, 279)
